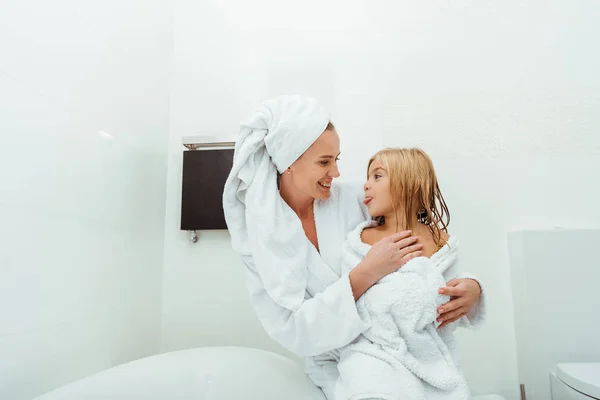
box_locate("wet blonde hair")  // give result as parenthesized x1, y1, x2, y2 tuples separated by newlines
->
(367, 148, 450, 246)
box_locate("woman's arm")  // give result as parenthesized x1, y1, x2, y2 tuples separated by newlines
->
(349, 267, 380, 301)
(242, 230, 422, 357)
(242, 255, 370, 357)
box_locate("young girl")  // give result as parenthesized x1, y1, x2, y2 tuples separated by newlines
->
(332, 148, 472, 400)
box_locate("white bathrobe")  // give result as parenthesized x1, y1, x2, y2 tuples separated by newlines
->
(329, 221, 471, 400)
(240, 182, 485, 398)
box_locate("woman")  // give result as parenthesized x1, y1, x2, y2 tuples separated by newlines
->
(222, 95, 484, 398)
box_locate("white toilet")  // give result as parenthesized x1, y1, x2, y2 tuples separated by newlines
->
(550, 363, 600, 399)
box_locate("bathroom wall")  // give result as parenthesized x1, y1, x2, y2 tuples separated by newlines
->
(378, 1, 600, 398)
(508, 229, 600, 400)
(159, 1, 600, 399)
(0, 1, 173, 399)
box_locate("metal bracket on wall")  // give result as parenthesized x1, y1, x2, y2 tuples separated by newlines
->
(182, 135, 235, 151)
(188, 230, 198, 243)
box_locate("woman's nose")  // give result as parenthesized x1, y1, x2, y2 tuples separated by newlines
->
(329, 164, 340, 178)
(364, 182, 369, 191)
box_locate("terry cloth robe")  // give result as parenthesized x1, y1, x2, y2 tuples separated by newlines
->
(330, 220, 471, 400)
(239, 182, 485, 398)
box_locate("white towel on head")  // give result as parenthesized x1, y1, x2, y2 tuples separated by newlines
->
(222, 95, 330, 311)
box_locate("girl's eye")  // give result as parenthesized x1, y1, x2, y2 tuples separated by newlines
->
(375, 174, 382, 179)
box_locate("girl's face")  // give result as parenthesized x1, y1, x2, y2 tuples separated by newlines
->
(363, 159, 393, 217)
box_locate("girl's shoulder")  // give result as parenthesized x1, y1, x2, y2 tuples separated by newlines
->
(416, 226, 449, 257)
(360, 223, 388, 246)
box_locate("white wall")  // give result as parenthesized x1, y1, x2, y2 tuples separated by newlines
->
(507, 229, 600, 400)
(379, 1, 600, 398)
(0, 1, 172, 399)
(157, 1, 597, 400)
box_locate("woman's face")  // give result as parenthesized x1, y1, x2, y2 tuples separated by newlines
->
(287, 128, 341, 200)
(363, 159, 393, 217)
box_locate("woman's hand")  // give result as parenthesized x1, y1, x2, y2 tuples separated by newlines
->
(360, 231, 423, 281)
(350, 231, 423, 301)
(436, 278, 481, 328)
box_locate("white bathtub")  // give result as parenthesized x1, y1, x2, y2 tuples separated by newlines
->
(33, 346, 505, 399)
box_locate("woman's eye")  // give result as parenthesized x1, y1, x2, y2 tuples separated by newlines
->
(375, 174, 382, 179)
(321, 158, 339, 166)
